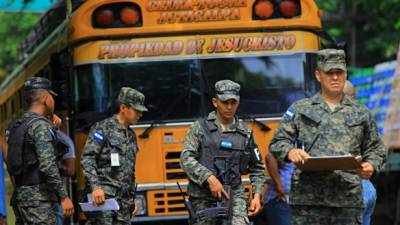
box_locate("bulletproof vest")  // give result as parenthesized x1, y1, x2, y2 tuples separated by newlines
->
(198, 119, 250, 189)
(6, 114, 67, 187)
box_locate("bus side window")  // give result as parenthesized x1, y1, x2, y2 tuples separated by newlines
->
(18, 89, 24, 112)
(13, 91, 22, 116)
(10, 97, 15, 118)
(0, 105, 5, 122)
(6, 101, 10, 121)
(50, 51, 72, 111)
(11, 99, 14, 118)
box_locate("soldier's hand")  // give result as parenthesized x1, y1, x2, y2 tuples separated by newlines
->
(355, 162, 374, 179)
(92, 188, 106, 205)
(248, 193, 262, 217)
(207, 175, 229, 200)
(61, 197, 74, 217)
(131, 203, 139, 217)
(50, 114, 62, 128)
(287, 148, 309, 164)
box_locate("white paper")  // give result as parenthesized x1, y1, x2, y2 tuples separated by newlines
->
(79, 198, 120, 212)
(111, 153, 120, 166)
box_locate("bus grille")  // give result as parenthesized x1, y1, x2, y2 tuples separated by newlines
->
(146, 186, 252, 216)
(165, 151, 187, 180)
(147, 189, 187, 216)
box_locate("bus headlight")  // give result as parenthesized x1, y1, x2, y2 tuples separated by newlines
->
(134, 194, 147, 215)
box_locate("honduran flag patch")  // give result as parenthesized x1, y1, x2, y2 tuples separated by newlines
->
(93, 131, 105, 142)
(283, 108, 295, 120)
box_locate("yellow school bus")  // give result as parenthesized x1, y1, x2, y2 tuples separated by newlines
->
(0, 0, 328, 223)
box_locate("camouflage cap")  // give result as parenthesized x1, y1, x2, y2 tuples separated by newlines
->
(215, 80, 240, 101)
(317, 49, 346, 72)
(24, 77, 57, 96)
(118, 87, 148, 112)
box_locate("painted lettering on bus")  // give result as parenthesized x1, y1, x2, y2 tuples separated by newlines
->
(206, 35, 297, 53)
(147, 0, 246, 11)
(186, 39, 205, 54)
(147, 0, 194, 11)
(96, 35, 297, 60)
(98, 41, 185, 59)
(157, 8, 240, 23)
(146, 0, 246, 24)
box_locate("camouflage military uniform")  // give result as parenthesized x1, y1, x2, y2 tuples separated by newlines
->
(270, 93, 387, 224)
(181, 111, 265, 225)
(81, 87, 146, 225)
(12, 112, 68, 225)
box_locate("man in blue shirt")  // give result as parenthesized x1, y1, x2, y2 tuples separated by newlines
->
(344, 80, 377, 225)
(49, 114, 76, 225)
(264, 152, 295, 225)
(253, 151, 295, 225)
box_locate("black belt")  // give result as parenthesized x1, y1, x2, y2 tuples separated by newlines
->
(14, 170, 46, 187)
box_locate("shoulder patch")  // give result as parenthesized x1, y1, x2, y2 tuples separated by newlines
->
(283, 108, 295, 120)
(93, 131, 105, 142)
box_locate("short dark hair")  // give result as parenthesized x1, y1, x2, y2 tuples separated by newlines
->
(112, 97, 123, 114)
(23, 89, 48, 106)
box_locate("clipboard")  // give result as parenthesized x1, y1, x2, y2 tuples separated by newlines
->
(297, 155, 362, 171)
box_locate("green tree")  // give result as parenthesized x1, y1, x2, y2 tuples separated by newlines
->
(0, 12, 40, 82)
(316, 0, 400, 67)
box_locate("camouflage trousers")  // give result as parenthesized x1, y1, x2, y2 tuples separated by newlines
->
(14, 200, 58, 225)
(189, 191, 249, 225)
(84, 197, 133, 225)
(292, 205, 363, 225)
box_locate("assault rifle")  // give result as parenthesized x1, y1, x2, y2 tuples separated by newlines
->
(197, 156, 234, 225)
(177, 182, 197, 223)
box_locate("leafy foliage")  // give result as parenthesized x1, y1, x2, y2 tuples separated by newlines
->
(0, 12, 40, 81)
(316, 0, 400, 66)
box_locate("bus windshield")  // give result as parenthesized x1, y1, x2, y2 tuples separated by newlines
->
(73, 52, 318, 129)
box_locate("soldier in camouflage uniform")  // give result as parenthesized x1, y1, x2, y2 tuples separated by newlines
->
(81, 87, 147, 225)
(180, 80, 265, 225)
(269, 49, 387, 225)
(6, 77, 74, 225)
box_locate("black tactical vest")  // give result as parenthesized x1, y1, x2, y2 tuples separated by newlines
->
(6, 114, 67, 187)
(198, 118, 250, 189)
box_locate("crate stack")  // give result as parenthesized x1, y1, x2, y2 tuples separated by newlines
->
(382, 47, 400, 149)
(349, 61, 396, 136)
